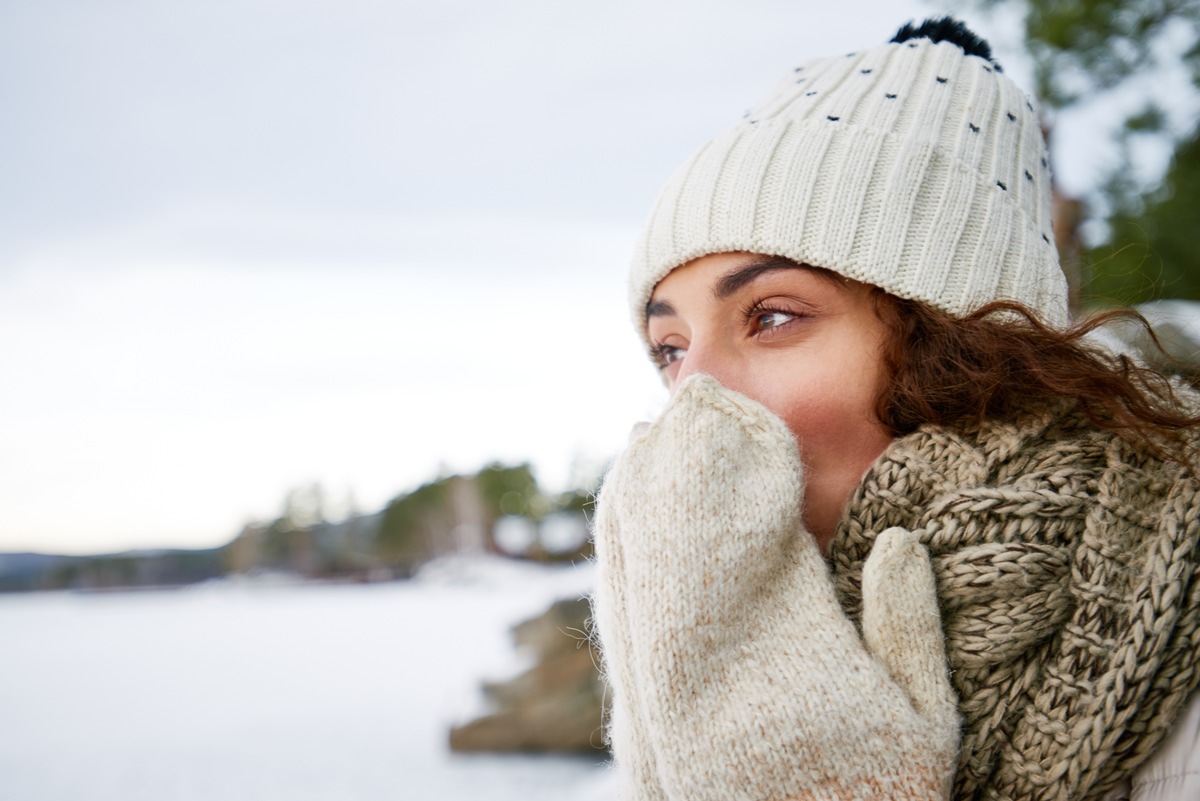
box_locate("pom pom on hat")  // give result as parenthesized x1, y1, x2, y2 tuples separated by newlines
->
(890, 16, 996, 64)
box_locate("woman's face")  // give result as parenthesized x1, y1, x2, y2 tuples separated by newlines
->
(647, 251, 893, 549)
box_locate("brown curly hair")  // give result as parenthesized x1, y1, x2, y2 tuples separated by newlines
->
(870, 295, 1200, 467)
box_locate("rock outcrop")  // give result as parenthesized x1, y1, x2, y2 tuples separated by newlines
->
(449, 597, 608, 754)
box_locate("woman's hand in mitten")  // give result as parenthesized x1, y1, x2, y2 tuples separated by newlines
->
(591, 375, 960, 801)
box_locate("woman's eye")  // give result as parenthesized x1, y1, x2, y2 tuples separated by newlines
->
(658, 345, 686, 365)
(754, 310, 795, 332)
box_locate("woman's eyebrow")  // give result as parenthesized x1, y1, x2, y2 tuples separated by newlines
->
(646, 258, 837, 322)
(646, 299, 677, 319)
(713, 258, 808, 300)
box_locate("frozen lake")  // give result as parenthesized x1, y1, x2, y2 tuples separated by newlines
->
(0, 557, 613, 801)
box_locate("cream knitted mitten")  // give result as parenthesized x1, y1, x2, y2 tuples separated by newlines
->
(592, 375, 960, 801)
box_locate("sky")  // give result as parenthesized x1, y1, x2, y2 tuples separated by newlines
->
(0, 0, 1126, 554)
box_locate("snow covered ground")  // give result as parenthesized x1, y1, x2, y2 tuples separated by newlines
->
(0, 556, 614, 801)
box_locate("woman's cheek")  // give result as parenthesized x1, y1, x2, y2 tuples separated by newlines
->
(769, 379, 848, 445)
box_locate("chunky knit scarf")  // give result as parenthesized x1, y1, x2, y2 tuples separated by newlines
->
(829, 402, 1200, 801)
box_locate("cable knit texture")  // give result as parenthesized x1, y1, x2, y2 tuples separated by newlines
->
(628, 26, 1068, 345)
(830, 400, 1200, 801)
(592, 376, 960, 800)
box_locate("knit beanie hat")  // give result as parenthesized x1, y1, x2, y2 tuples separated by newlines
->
(629, 17, 1070, 342)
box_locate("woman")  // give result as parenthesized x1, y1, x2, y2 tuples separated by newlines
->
(591, 17, 1200, 801)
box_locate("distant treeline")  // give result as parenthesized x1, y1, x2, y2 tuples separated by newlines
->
(0, 549, 227, 593)
(0, 462, 597, 593)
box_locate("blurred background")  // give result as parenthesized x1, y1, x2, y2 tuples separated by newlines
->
(1, 0, 1197, 799)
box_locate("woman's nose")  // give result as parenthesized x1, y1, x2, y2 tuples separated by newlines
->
(671, 343, 735, 395)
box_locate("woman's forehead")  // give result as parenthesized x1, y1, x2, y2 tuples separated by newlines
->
(649, 253, 858, 309)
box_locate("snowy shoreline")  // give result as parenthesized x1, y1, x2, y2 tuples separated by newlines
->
(0, 555, 614, 801)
